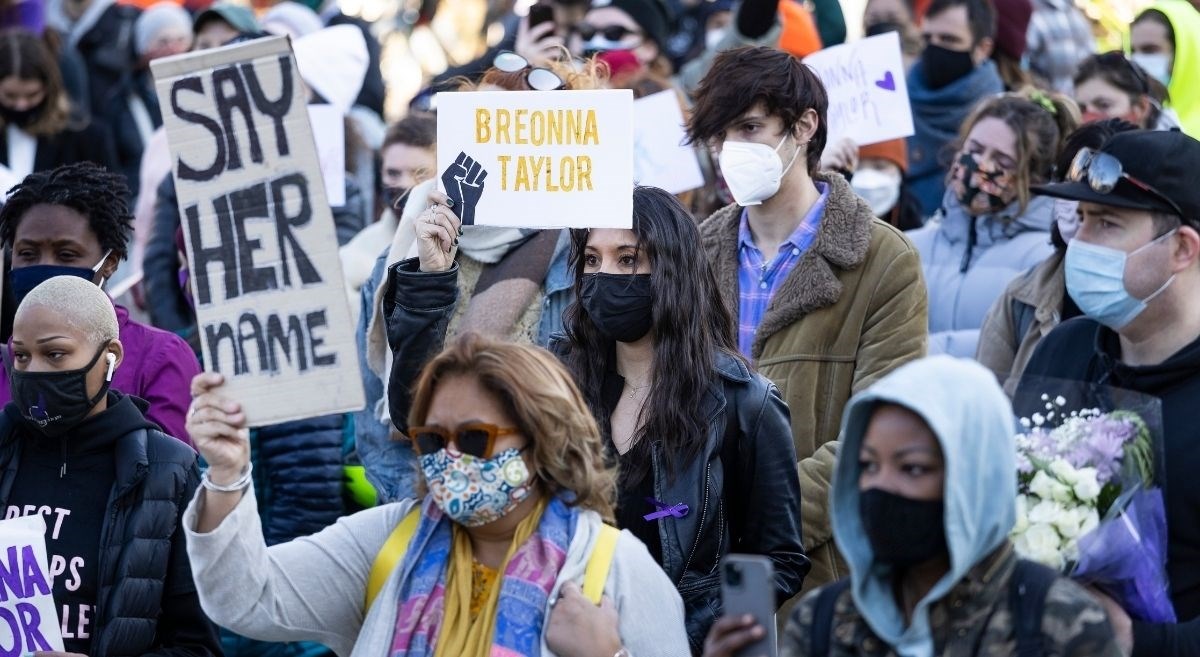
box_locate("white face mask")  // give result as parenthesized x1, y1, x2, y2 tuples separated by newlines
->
(705, 28, 724, 50)
(1131, 52, 1172, 86)
(718, 133, 800, 206)
(850, 168, 902, 216)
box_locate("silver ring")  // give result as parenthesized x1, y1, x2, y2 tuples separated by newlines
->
(187, 404, 198, 420)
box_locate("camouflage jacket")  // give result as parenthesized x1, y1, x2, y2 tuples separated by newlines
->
(781, 545, 1122, 657)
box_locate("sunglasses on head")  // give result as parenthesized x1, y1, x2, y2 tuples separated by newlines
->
(1097, 51, 1149, 94)
(492, 51, 567, 91)
(1067, 147, 1184, 218)
(408, 422, 519, 459)
(574, 23, 640, 42)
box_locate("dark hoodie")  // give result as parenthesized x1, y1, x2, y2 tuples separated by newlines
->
(1020, 317, 1200, 656)
(4, 393, 157, 653)
(0, 392, 221, 657)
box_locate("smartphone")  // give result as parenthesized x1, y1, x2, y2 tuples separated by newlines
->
(528, 3, 556, 35)
(720, 554, 778, 657)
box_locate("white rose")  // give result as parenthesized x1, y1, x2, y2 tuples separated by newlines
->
(1029, 471, 1057, 500)
(1054, 507, 1087, 539)
(1079, 508, 1101, 537)
(1073, 468, 1102, 503)
(1014, 495, 1030, 534)
(1023, 523, 1065, 569)
(1028, 498, 1068, 526)
(1050, 459, 1081, 485)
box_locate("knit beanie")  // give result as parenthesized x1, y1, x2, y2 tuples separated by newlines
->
(261, 0, 324, 38)
(991, 0, 1033, 60)
(135, 2, 192, 55)
(193, 2, 259, 34)
(859, 138, 909, 172)
(590, 0, 670, 47)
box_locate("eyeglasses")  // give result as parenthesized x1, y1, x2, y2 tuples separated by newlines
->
(492, 51, 567, 91)
(573, 24, 641, 42)
(1067, 147, 1184, 218)
(408, 422, 520, 459)
(1097, 51, 1149, 95)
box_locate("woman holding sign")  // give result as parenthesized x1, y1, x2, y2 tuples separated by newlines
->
(379, 185, 808, 652)
(184, 334, 688, 657)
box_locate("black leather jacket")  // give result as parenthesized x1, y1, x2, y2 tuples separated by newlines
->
(381, 258, 810, 652)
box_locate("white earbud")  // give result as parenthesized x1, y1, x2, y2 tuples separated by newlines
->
(105, 352, 117, 382)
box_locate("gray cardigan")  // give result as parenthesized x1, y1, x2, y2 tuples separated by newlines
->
(184, 487, 690, 657)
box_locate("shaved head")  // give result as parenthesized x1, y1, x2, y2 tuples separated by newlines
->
(16, 276, 118, 348)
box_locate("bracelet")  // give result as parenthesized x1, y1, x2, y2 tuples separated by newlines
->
(201, 463, 253, 493)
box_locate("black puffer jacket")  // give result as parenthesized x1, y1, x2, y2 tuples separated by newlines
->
(381, 258, 811, 653)
(0, 395, 222, 657)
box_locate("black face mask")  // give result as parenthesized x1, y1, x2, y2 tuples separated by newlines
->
(0, 104, 40, 128)
(920, 44, 976, 90)
(859, 488, 948, 568)
(580, 273, 653, 343)
(384, 186, 412, 217)
(865, 21, 904, 37)
(7, 344, 114, 438)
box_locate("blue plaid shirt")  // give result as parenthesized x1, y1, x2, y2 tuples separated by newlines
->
(737, 183, 829, 357)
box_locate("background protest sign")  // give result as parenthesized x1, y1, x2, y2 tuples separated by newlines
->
(633, 90, 704, 195)
(153, 36, 364, 427)
(803, 31, 915, 147)
(0, 515, 64, 655)
(435, 89, 634, 229)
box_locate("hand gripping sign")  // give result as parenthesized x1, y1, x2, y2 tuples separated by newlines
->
(152, 36, 364, 426)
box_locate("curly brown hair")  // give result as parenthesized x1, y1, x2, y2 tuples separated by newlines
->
(407, 333, 618, 523)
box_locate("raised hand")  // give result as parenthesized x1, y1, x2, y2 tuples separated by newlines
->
(440, 152, 488, 226)
(416, 190, 462, 273)
(187, 372, 250, 485)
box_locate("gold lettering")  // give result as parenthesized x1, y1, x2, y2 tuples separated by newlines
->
(498, 155, 512, 191)
(566, 110, 584, 143)
(547, 110, 563, 144)
(515, 156, 532, 191)
(577, 156, 593, 191)
(558, 157, 575, 192)
(583, 110, 599, 145)
(530, 111, 545, 146)
(475, 109, 492, 143)
(496, 109, 512, 144)
(545, 157, 559, 191)
(515, 109, 529, 145)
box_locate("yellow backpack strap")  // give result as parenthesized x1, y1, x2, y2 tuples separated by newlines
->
(582, 524, 620, 605)
(366, 508, 420, 610)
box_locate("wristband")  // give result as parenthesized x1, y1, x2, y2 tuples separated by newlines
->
(202, 462, 253, 493)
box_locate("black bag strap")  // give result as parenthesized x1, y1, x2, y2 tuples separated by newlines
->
(810, 579, 851, 657)
(1010, 559, 1057, 657)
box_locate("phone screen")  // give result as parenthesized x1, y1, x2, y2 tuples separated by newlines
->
(528, 4, 555, 34)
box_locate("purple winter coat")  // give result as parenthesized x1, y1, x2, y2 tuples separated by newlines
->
(0, 305, 200, 446)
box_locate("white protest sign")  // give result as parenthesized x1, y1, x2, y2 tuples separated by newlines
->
(0, 515, 65, 654)
(153, 36, 365, 427)
(803, 31, 915, 147)
(633, 90, 704, 195)
(307, 104, 346, 207)
(435, 89, 634, 229)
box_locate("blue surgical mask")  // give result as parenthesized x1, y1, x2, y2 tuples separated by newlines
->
(9, 250, 112, 308)
(1065, 232, 1176, 330)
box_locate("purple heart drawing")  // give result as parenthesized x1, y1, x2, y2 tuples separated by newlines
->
(875, 71, 896, 91)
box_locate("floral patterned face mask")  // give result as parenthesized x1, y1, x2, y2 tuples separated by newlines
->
(952, 151, 1016, 215)
(420, 447, 533, 527)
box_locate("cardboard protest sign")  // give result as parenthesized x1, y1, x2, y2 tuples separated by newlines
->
(435, 89, 634, 229)
(633, 90, 704, 195)
(0, 515, 65, 655)
(803, 31, 915, 147)
(152, 36, 364, 426)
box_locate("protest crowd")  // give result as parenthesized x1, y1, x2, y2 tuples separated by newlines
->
(3, 0, 1200, 654)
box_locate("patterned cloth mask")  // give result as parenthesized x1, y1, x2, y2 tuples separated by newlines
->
(952, 151, 1015, 215)
(421, 447, 533, 527)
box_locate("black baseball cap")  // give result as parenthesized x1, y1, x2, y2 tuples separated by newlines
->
(1033, 130, 1200, 223)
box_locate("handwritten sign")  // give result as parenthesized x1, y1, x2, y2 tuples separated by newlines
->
(435, 89, 634, 229)
(153, 36, 364, 426)
(633, 90, 704, 195)
(0, 515, 64, 655)
(803, 31, 915, 147)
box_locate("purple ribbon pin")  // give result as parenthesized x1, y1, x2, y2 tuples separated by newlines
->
(644, 497, 689, 521)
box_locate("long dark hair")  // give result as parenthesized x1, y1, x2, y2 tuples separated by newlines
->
(562, 186, 739, 480)
(0, 29, 70, 136)
(1073, 52, 1169, 129)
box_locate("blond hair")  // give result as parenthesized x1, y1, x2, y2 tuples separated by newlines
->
(408, 333, 617, 522)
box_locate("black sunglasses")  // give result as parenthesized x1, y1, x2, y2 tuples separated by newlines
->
(408, 422, 519, 459)
(1068, 147, 1184, 218)
(1097, 51, 1150, 95)
(492, 51, 567, 91)
(573, 24, 641, 42)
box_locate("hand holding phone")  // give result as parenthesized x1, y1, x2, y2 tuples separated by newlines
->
(718, 555, 778, 657)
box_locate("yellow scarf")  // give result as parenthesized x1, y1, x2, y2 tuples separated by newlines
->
(433, 497, 548, 657)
